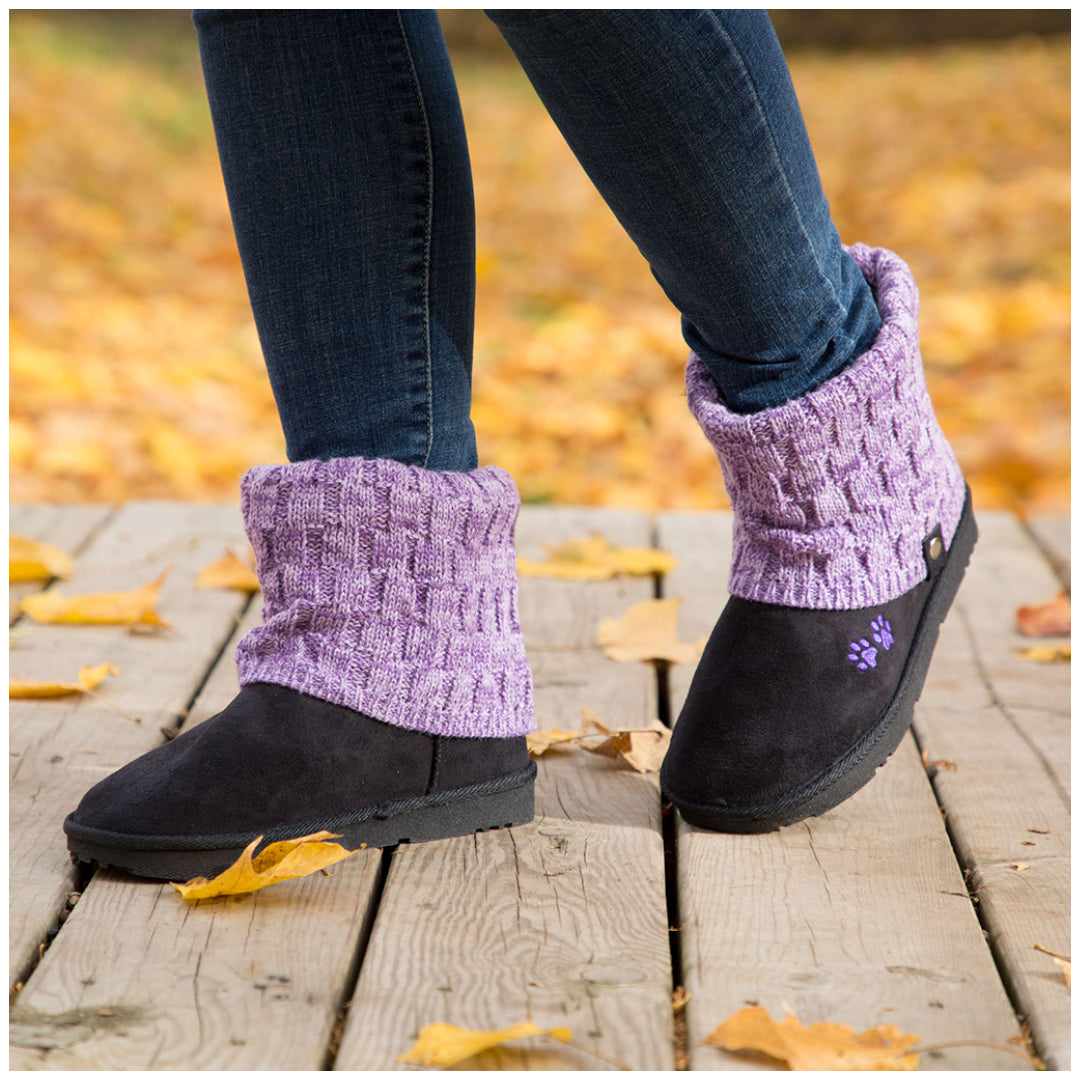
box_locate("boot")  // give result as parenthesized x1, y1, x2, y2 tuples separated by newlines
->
(64, 457, 536, 879)
(660, 245, 977, 832)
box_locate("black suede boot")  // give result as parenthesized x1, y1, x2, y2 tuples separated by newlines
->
(661, 246, 976, 831)
(64, 456, 537, 879)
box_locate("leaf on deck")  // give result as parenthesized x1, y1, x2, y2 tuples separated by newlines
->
(173, 830, 360, 900)
(1015, 644, 1070, 663)
(517, 533, 677, 581)
(195, 547, 260, 592)
(20, 569, 170, 628)
(9, 661, 119, 699)
(9, 534, 73, 582)
(703, 1005, 921, 1070)
(397, 1021, 572, 1068)
(581, 708, 670, 773)
(597, 598, 705, 664)
(1016, 590, 1071, 636)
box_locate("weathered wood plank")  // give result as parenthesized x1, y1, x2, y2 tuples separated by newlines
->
(913, 511, 1070, 1069)
(9, 502, 252, 993)
(10, 602, 386, 1070)
(9, 504, 114, 622)
(1023, 515, 1070, 591)
(335, 507, 675, 1070)
(658, 511, 1031, 1071)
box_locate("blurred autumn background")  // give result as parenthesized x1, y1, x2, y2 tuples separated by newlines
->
(10, 10, 1070, 513)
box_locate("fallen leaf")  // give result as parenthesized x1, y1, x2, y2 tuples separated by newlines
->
(1016, 590, 1071, 636)
(1010, 862, 1030, 871)
(597, 598, 705, 664)
(397, 1021, 573, 1067)
(9, 662, 120, 699)
(1029, 827, 1051, 835)
(1015, 644, 1070, 663)
(581, 709, 670, 773)
(20, 570, 170, 628)
(525, 729, 582, 757)
(1034, 943, 1071, 988)
(704, 1006, 921, 1070)
(196, 548, 260, 592)
(9, 535, 73, 582)
(517, 534, 677, 581)
(173, 830, 359, 899)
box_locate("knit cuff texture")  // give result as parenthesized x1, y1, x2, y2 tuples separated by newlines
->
(235, 456, 535, 738)
(687, 244, 966, 610)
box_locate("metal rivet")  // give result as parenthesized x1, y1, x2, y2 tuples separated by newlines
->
(928, 536, 943, 560)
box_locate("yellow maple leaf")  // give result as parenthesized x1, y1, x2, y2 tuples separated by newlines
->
(518, 534, 676, 581)
(397, 1021, 572, 1068)
(195, 548, 260, 592)
(9, 535, 74, 583)
(597, 599, 705, 664)
(704, 1006, 921, 1071)
(581, 708, 670, 773)
(525, 729, 582, 757)
(173, 830, 360, 900)
(20, 570, 170, 628)
(1016, 644, 1070, 663)
(9, 661, 119, 699)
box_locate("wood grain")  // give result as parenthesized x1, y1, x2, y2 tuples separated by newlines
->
(9, 502, 251, 992)
(335, 507, 675, 1071)
(657, 511, 1031, 1071)
(913, 511, 1070, 1069)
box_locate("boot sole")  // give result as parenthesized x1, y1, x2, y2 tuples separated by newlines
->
(665, 488, 978, 833)
(64, 763, 536, 882)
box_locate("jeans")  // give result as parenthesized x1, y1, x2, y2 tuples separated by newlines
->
(193, 10, 881, 470)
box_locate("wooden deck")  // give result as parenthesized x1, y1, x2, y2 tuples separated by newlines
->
(9, 502, 1070, 1070)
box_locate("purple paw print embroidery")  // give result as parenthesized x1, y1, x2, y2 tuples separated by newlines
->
(872, 615, 894, 651)
(847, 615, 894, 672)
(847, 638, 878, 671)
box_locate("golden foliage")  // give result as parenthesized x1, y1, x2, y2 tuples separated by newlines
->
(9, 535, 74, 582)
(173, 831, 360, 900)
(196, 548, 260, 593)
(518, 534, 677, 581)
(597, 599, 706, 664)
(704, 1005, 921, 1070)
(1015, 645, 1070, 664)
(9, 661, 119, 699)
(9, 17, 1069, 513)
(397, 1021, 573, 1068)
(20, 570, 169, 628)
(579, 710, 671, 773)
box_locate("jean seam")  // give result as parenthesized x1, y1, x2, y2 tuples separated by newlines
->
(394, 12, 436, 469)
(706, 12, 841, 324)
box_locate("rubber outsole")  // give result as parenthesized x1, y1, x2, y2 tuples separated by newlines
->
(64, 763, 536, 881)
(663, 490, 978, 833)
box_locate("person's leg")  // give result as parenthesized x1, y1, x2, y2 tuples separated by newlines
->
(487, 10, 974, 831)
(197, 9, 477, 470)
(64, 11, 535, 880)
(486, 8, 881, 414)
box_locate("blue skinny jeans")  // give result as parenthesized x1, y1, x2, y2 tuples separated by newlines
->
(193, 9, 881, 471)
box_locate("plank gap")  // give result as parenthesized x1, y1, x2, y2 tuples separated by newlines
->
(956, 604, 1070, 811)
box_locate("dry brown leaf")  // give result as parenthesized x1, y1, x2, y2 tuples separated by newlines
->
(20, 570, 170, 628)
(173, 830, 360, 899)
(597, 599, 705, 664)
(1015, 644, 1070, 663)
(9, 534, 73, 582)
(9, 661, 119, 699)
(525, 729, 582, 757)
(581, 709, 670, 773)
(1034, 944, 1071, 988)
(704, 1006, 921, 1071)
(196, 548, 260, 592)
(517, 534, 676, 581)
(1010, 862, 1030, 871)
(1016, 590, 1071, 636)
(397, 1022, 571, 1068)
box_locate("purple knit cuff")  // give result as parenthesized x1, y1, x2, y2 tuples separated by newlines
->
(687, 244, 966, 610)
(235, 457, 535, 738)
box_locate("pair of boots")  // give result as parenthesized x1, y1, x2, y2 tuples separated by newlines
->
(65, 247, 976, 880)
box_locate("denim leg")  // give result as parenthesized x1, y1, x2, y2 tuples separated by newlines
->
(486, 9, 882, 413)
(194, 10, 477, 469)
